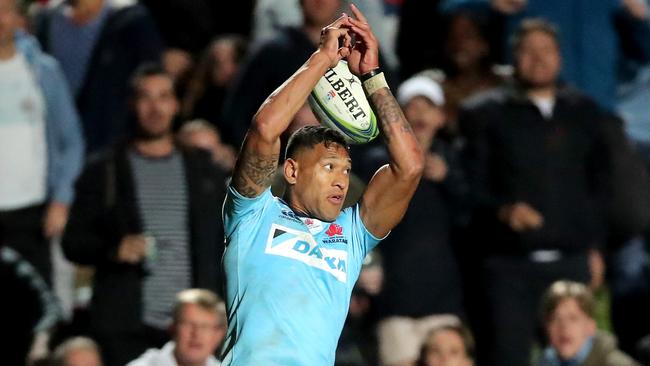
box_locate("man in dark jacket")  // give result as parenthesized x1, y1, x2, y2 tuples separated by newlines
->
(62, 64, 228, 366)
(34, 0, 164, 153)
(459, 19, 611, 366)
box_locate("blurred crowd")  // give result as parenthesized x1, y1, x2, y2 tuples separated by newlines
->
(1, 0, 650, 365)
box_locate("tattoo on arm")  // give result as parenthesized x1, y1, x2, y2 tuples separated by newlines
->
(369, 88, 415, 142)
(232, 151, 279, 197)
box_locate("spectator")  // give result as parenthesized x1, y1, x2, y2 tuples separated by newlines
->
(443, 0, 650, 110)
(0, 0, 84, 285)
(52, 337, 103, 366)
(220, 0, 343, 147)
(395, 0, 448, 79)
(365, 75, 467, 366)
(177, 119, 237, 173)
(181, 35, 248, 146)
(537, 280, 639, 366)
(418, 319, 475, 366)
(34, 0, 164, 153)
(441, 10, 507, 133)
(127, 289, 226, 366)
(459, 19, 611, 366)
(1, 244, 60, 365)
(62, 64, 228, 366)
(140, 0, 252, 74)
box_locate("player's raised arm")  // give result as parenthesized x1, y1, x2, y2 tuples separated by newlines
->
(231, 15, 353, 198)
(347, 4, 424, 238)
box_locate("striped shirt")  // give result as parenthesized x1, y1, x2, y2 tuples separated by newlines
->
(129, 149, 191, 329)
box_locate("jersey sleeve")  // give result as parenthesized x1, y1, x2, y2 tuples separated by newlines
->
(222, 185, 274, 237)
(348, 203, 388, 260)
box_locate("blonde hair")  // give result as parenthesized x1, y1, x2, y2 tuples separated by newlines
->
(541, 280, 595, 323)
(173, 289, 226, 326)
(53, 337, 101, 366)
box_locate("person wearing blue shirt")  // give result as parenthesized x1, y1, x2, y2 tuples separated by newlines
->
(220, 5, 424, 365)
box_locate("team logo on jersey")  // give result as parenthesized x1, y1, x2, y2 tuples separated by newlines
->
(326, 223, 343, 237)
(265, 224, 348, 283)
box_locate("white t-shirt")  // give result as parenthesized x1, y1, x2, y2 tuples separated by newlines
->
(126, 342, 221, 366)
(0, 52, 47, 210)
(530, 95, 556, 120)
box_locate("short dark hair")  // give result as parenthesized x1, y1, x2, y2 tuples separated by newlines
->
(129, 62, 172, 97)
(511, 18, 560, 53)
(541, 280, 595, 323)
(285, 125, 349, 160)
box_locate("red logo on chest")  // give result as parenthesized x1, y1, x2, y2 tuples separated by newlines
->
(326, 224, 343, 237)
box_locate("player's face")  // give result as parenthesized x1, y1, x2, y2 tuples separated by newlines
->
(546, 298, 596, 360)
(133, 75, 178, 139)
(515, 30, 561, 88)
(423, 329, 472, 366)
(174, 304, 225, 366)
(290, 142, 350, 222)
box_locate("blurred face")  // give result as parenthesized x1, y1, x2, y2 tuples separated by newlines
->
(174, 304, 225, 366)
(301, 0, 341, 28)
(404, 96, 445, 147)
(133, 75, 178, 139)
(446, 15, 489, 70)
(0, 0, 18, 47)
(424, 330, 472, 366)
(211, 40, 238, 87)
(64, 349, 102, 366)
(285, 142, 350, 222)
(546, 298, 596, 360)
(515, 30, 561, 88)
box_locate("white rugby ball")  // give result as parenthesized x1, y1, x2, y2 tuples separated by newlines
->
(308, 60, 379, 144)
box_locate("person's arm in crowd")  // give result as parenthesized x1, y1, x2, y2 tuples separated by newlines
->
(458, 101, 543, 232)
(128, 4, 166, 66)
(61, 160, 127, 265)
(230, 15, 352, 198)
(1, 247, 60, 364)
(220, 43, 287, 149)
(348, 5, 424, 238)
(40, 56, 85, 239)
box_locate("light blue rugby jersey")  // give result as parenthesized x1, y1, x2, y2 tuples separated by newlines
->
(221, 186, 382, 365)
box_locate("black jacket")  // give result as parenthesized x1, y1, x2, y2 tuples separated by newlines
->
(62, 145, 227, 333)
(35, 1, 164, 153)
(459, 84, 609, 255)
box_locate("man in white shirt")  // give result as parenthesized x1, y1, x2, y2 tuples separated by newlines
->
(0, 0, 84, 286)
(127, 289, 226, 366)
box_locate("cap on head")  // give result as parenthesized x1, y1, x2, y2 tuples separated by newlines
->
(397, 75, 445, 107)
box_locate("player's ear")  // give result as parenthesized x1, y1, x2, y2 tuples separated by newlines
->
(284, 159, 298, 185)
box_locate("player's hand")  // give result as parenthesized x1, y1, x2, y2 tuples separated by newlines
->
(345, 4, 379, 76)
(318, 14, 352, 68)
(43, 201, 69, 238)
(116, 234, 147, 264)
(498, 201, 544, 232)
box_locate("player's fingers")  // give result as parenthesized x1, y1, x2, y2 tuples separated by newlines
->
(349, 4, 369, 23)
(327, 13, 350, 28)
